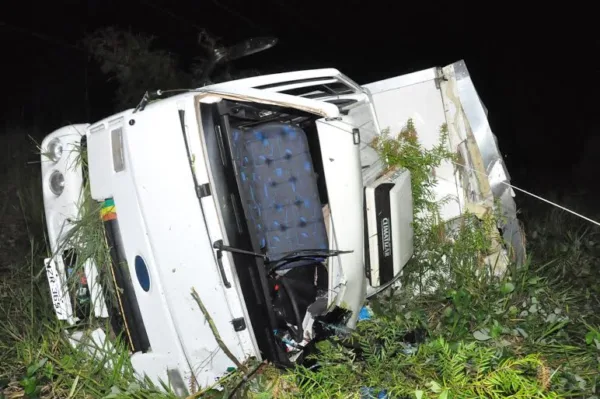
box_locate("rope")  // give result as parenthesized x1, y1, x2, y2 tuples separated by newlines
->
(502, 184, 600, 227)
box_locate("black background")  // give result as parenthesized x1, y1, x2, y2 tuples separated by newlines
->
(2, 1, 598, 202)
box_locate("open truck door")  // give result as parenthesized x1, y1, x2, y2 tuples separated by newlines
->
(363, 60, 525, 286)
(195, 84, 371, 328)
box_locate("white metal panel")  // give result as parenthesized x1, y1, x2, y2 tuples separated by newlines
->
(123, 98, 255, 386)
(41, 124, 88, 325)
(94, 119, 190, 383)
(83, 259, 109, 318)
(87, 109, 193, 385)
(363, 169, 413, 289)
(346, 102, 381, 172)
(363, 74, 464, 222)
(88, 111, 132, 201)
(130, 353, 178, 391)
(180, 98, 260, 359)
(195, 86, 340, 119)
(41, 124, 88, 253)
(389, 171, 413, 275)
(260, 78, 338, 92)
(363, 67, 438, 95)
(207, 69, 343, 90)
(364, 78, 445, 150)
(68, 330, 186, 394)
(440, 61, 525, 265)
(316, 118, 366, 327)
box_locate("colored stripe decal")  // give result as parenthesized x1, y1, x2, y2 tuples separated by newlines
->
(100, 206, 115, 216)
(101, 199, 117, 221)
(104, 198, 115, 207)
(102, 213, 117, 221)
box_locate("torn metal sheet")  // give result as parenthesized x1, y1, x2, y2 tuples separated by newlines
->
(441, 61, 526, 267)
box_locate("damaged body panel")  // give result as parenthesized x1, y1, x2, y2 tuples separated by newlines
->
(441, 61, 525, 266)
(364, 61, 525, 274)
(40, 60, 524, 392)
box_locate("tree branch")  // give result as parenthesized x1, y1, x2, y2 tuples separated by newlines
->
(190, 287, 246, 372)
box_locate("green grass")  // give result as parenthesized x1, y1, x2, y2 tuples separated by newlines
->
(2, 120, 600, 398)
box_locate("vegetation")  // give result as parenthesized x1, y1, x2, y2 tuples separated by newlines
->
(275, 121, 600, 398)
(2, 114, 600, 399)
(84, 27, 262, 109)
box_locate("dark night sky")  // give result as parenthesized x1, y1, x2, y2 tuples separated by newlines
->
(2, 1, 598, 201)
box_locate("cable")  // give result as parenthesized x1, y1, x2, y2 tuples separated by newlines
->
(504, 185, 600, 227)
(318, 118, 600, 228)
(268, 249, 353, 274)
(278, 278, 304, 343)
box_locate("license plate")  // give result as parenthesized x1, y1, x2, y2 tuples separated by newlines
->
(44, 257, 74, 322)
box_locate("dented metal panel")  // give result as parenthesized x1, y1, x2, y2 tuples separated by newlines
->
(364, 69, 465, 223)
(199, 86, 341, 118)
(441, 61, 526, 265)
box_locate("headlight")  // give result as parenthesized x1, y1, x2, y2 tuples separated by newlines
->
(49, 171, 65, 196)
(46, 138, 63, 162)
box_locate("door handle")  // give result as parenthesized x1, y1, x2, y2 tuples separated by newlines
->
(215, 248, 232, 289)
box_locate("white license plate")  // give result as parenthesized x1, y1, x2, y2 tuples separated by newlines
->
(44, 257, 74, 322)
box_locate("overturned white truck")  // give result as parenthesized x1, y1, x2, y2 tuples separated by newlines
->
(41, 60, 524, 394)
